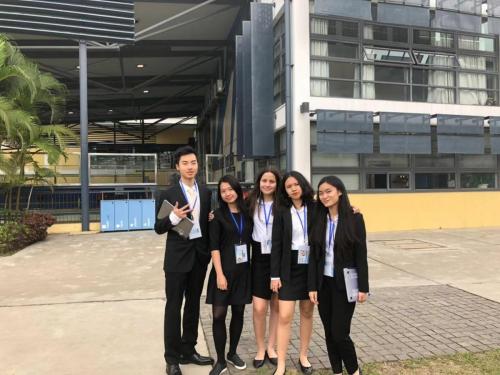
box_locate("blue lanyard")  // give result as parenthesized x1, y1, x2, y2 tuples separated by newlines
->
(328, 215, 336, 250)
(260, 200, 272, 228)
(294, 205, 307, 243)
(230, 211, 244, 243)
(179, 180, 198, 212)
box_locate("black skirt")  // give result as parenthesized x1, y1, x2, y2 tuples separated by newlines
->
(278, 249, 309, 301)
(251, 241, 274, 300)
(206, 264, 252, 306)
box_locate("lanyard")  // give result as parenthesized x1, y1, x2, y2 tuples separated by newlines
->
(294, 205, 307, 243)
(260, 200, 272, 231)
(230, 211, 244, 243)
(328, 214, 336, 250)
(179, 180, 198, 212)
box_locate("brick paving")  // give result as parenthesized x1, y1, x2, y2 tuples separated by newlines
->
(200, 285, 500, 373)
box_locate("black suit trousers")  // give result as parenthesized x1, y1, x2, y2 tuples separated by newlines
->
(318, 276, 359, 374)
(164, 252, 209, 365)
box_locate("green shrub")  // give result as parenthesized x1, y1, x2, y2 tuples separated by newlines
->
(0, 212, 55, 255)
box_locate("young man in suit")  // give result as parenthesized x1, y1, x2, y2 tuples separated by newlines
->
(155, 146, 214, 375)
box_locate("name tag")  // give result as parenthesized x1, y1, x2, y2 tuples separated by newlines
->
(297, 244, 310, 265)
(189, 222, 202, 240)
(261, 238, 272, 254)
(234, 243, 248, 264)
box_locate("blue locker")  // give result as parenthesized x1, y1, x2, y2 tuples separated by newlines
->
(141, 199, 155, 229)
(128, 200, 142, 230)
(100, 200, 115, 232)
(114, 200, 129, 231)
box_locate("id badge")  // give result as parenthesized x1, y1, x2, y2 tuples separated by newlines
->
(189, 222, 202, 240)
(297, 244, 310, 265)
(234, 243, 248, 264)
(261, 238, 272, 255)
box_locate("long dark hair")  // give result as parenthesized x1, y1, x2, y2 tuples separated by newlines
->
(279, 171, 315, 208)
(311, 175, 358, 262)
(217, 175, 248, 216)
(247, 168, 281, 217)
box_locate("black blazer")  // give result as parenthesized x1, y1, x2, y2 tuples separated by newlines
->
(209, 208, 253, 274)
(154, 181, 212, 273)
(308, 213, 369, 293)
(270, 201, 315, 282)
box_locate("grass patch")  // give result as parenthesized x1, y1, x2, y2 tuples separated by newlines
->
(361, 349, 500, 375)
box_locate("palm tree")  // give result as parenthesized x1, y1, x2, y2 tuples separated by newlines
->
(0, 34, 76, 212)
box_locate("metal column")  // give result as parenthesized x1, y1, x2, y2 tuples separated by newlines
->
(284, 0, 293, 172)
(79, 41, 89, 231)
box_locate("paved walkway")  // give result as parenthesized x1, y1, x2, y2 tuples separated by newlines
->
(1, 228, 500, 374)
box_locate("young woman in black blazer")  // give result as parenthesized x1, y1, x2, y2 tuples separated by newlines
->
(247, 168, 281, 368)
(270, 171, 316, 375)
(308, 176, 369, 375)
(206, 175, 253, 375)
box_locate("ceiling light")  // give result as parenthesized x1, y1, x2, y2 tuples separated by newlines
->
(76, 65, 80, 70)
(68, 111, 74, 115)
(108, 109, 113, 113)
(143, 89, 149, 94)
(136, 64, 145, 69)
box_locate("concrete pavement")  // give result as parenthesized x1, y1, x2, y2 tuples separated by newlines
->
(1, 227, 499, 374)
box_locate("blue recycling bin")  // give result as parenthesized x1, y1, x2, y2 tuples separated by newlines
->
(100, 200, 115, 232)
(114, 200, 129, 231)
(141, 199, 155, 229)
(128, 200, 142, 230)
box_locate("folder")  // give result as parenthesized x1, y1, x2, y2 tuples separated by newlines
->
(343, 267, 359, 303)
(157, 199, 194, 239)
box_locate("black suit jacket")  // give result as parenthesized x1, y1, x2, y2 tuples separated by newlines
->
(308, 213, 369, 293)
(270, 201, 316, 282)
(154, 181, 212, 273)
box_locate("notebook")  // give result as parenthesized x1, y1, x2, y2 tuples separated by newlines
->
(157, 199, 194, 239)
(343, 267, 359, 303)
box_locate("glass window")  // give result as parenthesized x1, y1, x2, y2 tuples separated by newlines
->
(416, 173, 456, 189)
(415, 155, 455, 168)
(366, 173, 387, 189)
(372, 65, 410, 83)
(458, 35, 495, 52)
(412, 86, 455, 104)
(311, 79, 361, 98)
(413, 30, 454, 48)
(458, 155, 497, 169)
(312, 173, 360, 190)
(413, 69, 455, 87)
(364, 47, 413, 63)
(311, 150, 360, 167)
(311, 40, 359, 59)
(414, 51, 460, 67)
(458, 55, 496, 71)
(364, 154, 410, 168)
(389, 173, 410, 189)
(311, 18, 358, 37)
(373, 83, 410, 101)
(363, 24, 408, 43)
(310, 60, 360, 80)
(460, 173, 496, 188)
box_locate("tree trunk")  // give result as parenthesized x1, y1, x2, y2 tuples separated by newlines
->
(16, 185, 21, 211)
(27, 185, 34, 211)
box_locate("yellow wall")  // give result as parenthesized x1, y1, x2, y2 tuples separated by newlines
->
(155, 128, 194, 144)
(350, 191, 500, 232)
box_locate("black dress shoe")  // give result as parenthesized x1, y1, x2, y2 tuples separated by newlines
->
(253, 352, 266, 369)
(299, 359, 313, 375)
(268, 352, 278, 366)
(166, 364, 182, 375)
(179, 352, 214, 366)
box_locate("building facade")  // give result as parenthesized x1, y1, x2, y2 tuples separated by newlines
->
(271, 0, 500, 231)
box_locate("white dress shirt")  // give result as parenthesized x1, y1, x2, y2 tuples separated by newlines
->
(324, 214, 338, 277)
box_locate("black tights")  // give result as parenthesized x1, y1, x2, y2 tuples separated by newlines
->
(212, 304, 245, 364)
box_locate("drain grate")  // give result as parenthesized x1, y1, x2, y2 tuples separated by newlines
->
(369, 239, 446, 250)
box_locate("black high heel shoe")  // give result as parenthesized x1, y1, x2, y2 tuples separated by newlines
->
(298, 358, 313, 375)
(252, 351, 266, 369)
(267, 351, 278, 366)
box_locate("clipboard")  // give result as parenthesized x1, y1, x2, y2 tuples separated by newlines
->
(343, 267, 359, 303)
(157, 199, 194, 239)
